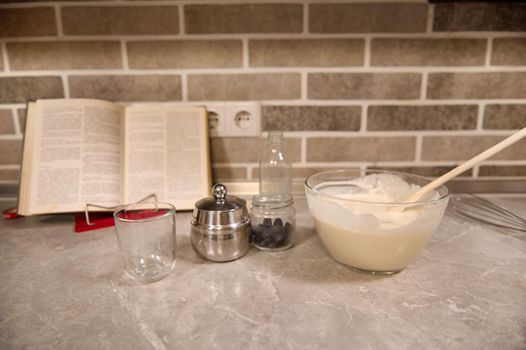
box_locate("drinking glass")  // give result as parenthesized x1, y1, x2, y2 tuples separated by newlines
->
(113, 202, 176, 283)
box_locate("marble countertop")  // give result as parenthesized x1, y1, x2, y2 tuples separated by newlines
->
(0, 196, 525, 350)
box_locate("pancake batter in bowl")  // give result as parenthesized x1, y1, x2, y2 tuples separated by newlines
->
(306, 172, 449, 274)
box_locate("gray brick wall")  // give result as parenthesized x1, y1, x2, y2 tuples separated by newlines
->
(0, 1, 525, 184)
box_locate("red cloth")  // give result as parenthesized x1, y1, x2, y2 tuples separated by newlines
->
(74, 212, 114, 233)
(75, 209, 169, 233)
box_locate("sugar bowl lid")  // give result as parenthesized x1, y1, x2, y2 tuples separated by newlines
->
(193, 183, 249, 226)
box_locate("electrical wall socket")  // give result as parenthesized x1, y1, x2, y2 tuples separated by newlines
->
(225, 102, 261, 137)
(204, 102, 261, 137)
(205, 103, 226, 137)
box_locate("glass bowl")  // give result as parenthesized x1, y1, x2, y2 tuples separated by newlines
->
(304, 169, 449, 274)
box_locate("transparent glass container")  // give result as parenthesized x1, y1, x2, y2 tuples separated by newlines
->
(250, 193, 295, 251)
(259, 131, 293, 195)
(304, 169, 449, 274)
(113, 202, 176, 283)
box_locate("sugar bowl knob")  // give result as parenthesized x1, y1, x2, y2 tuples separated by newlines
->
(213, 183, 227, 205)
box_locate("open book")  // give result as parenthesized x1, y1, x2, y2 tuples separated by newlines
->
(18, 99, 211, 215)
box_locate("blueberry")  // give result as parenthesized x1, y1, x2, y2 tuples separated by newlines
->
(273, 232, 286, 245)
(264, 237, 276, 247)
(263, 218, 273, 227)
(270, 224, 282, 236)
(261, 226, 272, 237)
(254, 217, 293, 248)
(252, 225, 265, 241)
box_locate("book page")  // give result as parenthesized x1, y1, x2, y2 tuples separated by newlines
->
(17, 102, 37, 215)
(124, 106, 210, 210)
(25, 99, 124, 214)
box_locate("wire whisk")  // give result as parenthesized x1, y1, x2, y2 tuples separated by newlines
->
(449, 194, 526, 234)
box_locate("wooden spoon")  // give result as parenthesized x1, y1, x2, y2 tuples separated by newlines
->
(405, 127, 526, 203)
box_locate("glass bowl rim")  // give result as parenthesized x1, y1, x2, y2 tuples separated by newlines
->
(252, 192, 294, 209)
(113, 202, 176, 223)
(304, 169, 450, 206)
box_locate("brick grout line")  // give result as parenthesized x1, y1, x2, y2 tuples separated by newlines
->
(0, 0, 430, 9)
(247, 165, 255, 180)
(255, 100, 526, 106)
(473, 165, 480, 178)
(12, 107, 21, 135)
(242, 38, 249, 69)
(176, 0, 428, 3)
(179, 4, 185, 36)
(121, 40, 129, 70)
(294, 160, 526, 167)
(282, 130, 517, 137)
(415, 134, 422, 161)
(61, 74, 70, 98)
(1, 2, 184, 8)
(465, 160, 526, 165)
(300, 135, 307, 163)
(1, 42, 10, 72)
(2, 37, 125, 44)
(420, 72, 427, 100)
(0, 165, 20, 170)
(3, 95, 524, 103)
(4, 32, 526, 44)
(212, 129, 524, 138)
(294, 162, 367, 168)
(426, 4, 434, 33)
(212, 165, 253, 180)
(475, 177, 526, 181)
(0, 2, 59, 9)
(0, 134, 23, 140)
(303, 2, 309, 34)
(0, 104, 26, 109)
(0, 0, 430, 4)
(360, 104, 367, 132)
(3, 67, 526, 76)
(181, 73, 188, 101)
(301, 72, 307, 100)
(212, 160, 526, 168)
(476, 103, 484, 130)
(214, 162, 258, 167)
(2, 99, 526, 107)
(2, 100, 525, 107)
(0, 100, 452, 107)
(4, 33, 526, 43)
(485, 38, 492, 66)
(213, 164, 253, 170)
(55, 5, 63, 37)
(363, 37, 371, 67)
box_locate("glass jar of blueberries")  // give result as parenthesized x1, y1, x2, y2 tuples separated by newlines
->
(250, 193, 295, 251)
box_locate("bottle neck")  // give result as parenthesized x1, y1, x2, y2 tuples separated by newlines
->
(267, 131, 284, 148)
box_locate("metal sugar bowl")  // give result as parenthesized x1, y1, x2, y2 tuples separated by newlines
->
(191, 184, 251, 262)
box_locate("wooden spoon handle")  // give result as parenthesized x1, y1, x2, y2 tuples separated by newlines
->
(406, 127, 526, 203)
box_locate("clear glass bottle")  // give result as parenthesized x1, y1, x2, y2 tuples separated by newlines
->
(250, 193, 295, 251)
(259, 131, 293, 195)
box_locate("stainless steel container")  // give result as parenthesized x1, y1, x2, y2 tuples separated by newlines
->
(191, 183, 251, 262)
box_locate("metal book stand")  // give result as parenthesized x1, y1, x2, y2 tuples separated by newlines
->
(83, 193, 158, 226)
